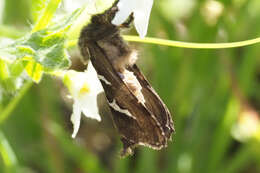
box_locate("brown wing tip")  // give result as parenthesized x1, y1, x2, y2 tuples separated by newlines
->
(120, 147, 134, 158)
(120, 137, 135, 157)
(119, 135, 175, 157)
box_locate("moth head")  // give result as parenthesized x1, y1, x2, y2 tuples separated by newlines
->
(91, 3, 119, 26)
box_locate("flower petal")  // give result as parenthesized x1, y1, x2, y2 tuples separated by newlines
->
(112, 0, 134, 25)
(112, 0, 154, 38)
(79, 93, 101, 121)
(133, 0, 153, 38)
(85, 61, 103, 94)
(65, 70, 87, 98)
(63, 62, 104, 138)
(71, 101, 82, 138)
(64, 0, 96, 12)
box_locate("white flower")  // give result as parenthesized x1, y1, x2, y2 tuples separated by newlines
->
(63, 62, 103, 138)
(63, 0, 95, 12)
(231, 108, 260, 142)
(112, 0, 154, 38)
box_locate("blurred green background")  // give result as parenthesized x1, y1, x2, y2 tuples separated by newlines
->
(1, 0, 260, 173)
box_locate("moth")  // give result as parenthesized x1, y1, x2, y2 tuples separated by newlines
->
(78, 1, 174, 156)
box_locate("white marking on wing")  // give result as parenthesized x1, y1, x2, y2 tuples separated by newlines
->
(138, 142, 164, 150)
(97, 75, 112, 85)
(108, 99, 136, 120)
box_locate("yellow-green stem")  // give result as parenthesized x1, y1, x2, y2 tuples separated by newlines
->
(67, 35, 260, 49)
(123, 36, 260, 49)
(0, 81, 33, 125)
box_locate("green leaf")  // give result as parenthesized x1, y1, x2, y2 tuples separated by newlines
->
(15, 29, 70, 70)
(0, 9, 82, 84)
(31, 0, 48, 23)
(0, 59, 25, 93)
(25, 60, 44, 83)
(0, 59, 9, 80)
(0, 59, 16, 93)
(32, 0, 62, 32)
(48, 9, 83, 32)
(63, 72, 72, 93)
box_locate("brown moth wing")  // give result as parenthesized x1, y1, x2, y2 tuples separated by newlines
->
(87, 41, 167, 155)
(128, 65, 175, 139)
(78, 1, 174, 156)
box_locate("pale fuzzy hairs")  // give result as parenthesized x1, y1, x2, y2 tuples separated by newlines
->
(114, 49, 138, 72)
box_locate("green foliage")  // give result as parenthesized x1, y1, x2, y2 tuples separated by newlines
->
(0, 0, 260, 173)
(0, 8, 81, 84)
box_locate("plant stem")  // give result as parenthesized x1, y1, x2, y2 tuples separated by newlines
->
(123, 35, 260, 49)
(0, 81, 33, 125)
(223, 143, 254, 173)
(0, 130, 17, 170)
(67, 35, 260, 49)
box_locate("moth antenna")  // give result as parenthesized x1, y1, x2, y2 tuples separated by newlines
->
(120, 13, 134, 28)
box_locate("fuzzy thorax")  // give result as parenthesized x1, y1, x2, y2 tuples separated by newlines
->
(97, 36, 145, 105)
